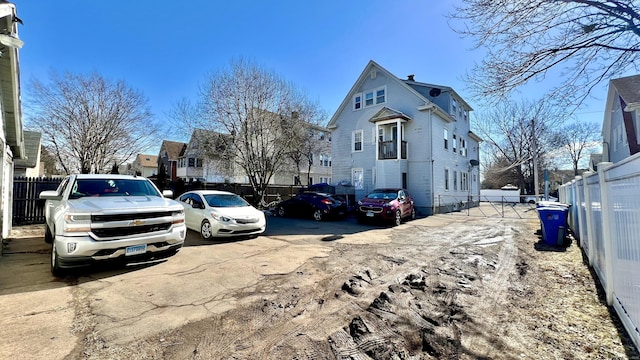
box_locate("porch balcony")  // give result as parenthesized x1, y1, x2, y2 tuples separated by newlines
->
(378, 140, 407, 160)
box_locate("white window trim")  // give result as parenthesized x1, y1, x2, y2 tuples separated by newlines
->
(444, 168, 450, 191)
(353, 93, 362, 111)
(352, 130, 363, 152)
(360, 86, 387, 109)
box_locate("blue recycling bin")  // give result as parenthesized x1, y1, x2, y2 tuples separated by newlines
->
(536, 206, 568, 246)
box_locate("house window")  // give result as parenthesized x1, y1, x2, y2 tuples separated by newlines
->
(363, 86, 386, 108)
(376, 88, 385, 104)
(352, 168, 364, 190)
(353, 130, 363, 152)
(453, 171, 458, 191)
(320, 154, 331, 167)
(453, 134, 457, 153)
(452, 99, 458, 115)
(196, 159, 203, 167)
(444, 129, 449, 149)
(444, 169, 450, 191)
(460, 138, 466, 156)
(188, 158, 195, 167)
(462, 172, 469, 191)
(353, 94, 362, 110)
(463, 111, 468, 122)
(365, 91, 374, 106)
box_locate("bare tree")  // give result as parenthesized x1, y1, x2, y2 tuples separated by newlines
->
(553, 121, 601, 175)
(451, 0, 640, 106)
(25, 71, 158, 174)
(178, 59, 325, 202)
(286, 109, 328, 186)
(476, 99, 564, 193)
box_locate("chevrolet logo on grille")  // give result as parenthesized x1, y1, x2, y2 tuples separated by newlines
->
(130, 220, 145, 226)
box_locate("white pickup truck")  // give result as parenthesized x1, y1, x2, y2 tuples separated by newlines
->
(39, 174, 186, 276)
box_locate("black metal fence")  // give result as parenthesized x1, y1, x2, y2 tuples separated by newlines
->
(11, 176, 303, 225)
(12, 177, 62, 225)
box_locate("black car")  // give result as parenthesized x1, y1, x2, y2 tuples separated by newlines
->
(275, 192, 347, 221)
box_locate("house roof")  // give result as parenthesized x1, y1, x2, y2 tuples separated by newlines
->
(135, 154, 158, 168)
(14, 131, 40, 168)
(404, 80, 473, 111)
(610, 74, 640, 111)
(0, 3, 24, 159)
(369, 107, 412, 123)
(160, 140, 187, 160)
(327, 60, 464, 128)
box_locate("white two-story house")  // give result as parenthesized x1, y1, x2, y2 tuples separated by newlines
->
(327, 60, 481, 215)
(602, 74, 640, 164)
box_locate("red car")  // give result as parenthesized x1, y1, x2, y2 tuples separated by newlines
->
(356, 188, 416, 226)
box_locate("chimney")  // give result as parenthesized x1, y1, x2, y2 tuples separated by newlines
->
(407, 74, 415, 81)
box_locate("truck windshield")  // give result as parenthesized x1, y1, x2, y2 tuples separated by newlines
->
(69, 179, 161, 199)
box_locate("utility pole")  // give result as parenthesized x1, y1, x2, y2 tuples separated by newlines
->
(532, 119, 540, 201)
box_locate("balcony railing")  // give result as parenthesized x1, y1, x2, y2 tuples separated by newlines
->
(378, 140, 407, 160)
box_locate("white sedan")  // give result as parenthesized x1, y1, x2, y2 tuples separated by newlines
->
(177, 190, 266, 239)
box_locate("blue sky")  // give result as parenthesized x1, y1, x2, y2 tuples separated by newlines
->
(15, 0, 606, 150)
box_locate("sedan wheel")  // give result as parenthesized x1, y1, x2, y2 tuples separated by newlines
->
(394, 209, 402, 226)
(201, 220, 213, 240)
(313, 209, 323, 221)
(51, 242, 64, 277)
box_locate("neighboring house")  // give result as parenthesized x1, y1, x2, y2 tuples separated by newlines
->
(273, 122, 333, 186)
(158, 140, 187, 182)
(589, 153, 603, 172)
(327, 60, 481, 215)
(602, 74, 640, 164)
(130, 154, 158, 178)
(0, 2, 24, 242)
(13, 131, 42, 177)
(177, 129, 245, 183)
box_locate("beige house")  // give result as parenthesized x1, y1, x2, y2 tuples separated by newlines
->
(0, 2, 24, 241)
(130, 154, 158, 178)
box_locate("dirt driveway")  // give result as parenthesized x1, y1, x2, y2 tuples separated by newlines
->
(0, 212, 638, 359)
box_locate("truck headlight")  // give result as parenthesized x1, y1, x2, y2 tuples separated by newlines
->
(64, 214, 91, 233)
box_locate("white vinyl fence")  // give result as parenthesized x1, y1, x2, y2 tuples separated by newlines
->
(559, 153, 640, 351)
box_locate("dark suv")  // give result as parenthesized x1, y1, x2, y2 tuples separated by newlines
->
(356, 188, 416, 226)
(276, 192, 347, 221)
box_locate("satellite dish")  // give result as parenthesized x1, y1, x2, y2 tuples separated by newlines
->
(429, 88, 441, 97)
(469, 159, 479, 167)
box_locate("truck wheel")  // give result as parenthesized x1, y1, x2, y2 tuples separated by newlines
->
(51, 242, 65, 277)
(44, 224, 53, 244)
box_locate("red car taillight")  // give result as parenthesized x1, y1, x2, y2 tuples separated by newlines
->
(321, 199, 333, 205)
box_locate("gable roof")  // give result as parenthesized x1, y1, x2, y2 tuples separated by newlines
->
(160, 140, 187, 160)
(327, 60, 467, 128)
(610, 74, 640, 111)
(369, 107, 412, 123)
(135, 154, 158, 168)
(13, 131, 40, 168)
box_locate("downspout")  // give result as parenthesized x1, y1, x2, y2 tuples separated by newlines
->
(430, 109, 434, 215)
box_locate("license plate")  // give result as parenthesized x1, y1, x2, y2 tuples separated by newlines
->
(366, 211, 374, 217)
(125, 244, 147, 256)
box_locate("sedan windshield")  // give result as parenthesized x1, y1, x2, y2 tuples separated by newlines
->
(204, 194, 249, 208)
(366, 190, 398, 200)
(69, 179, 161, 199)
